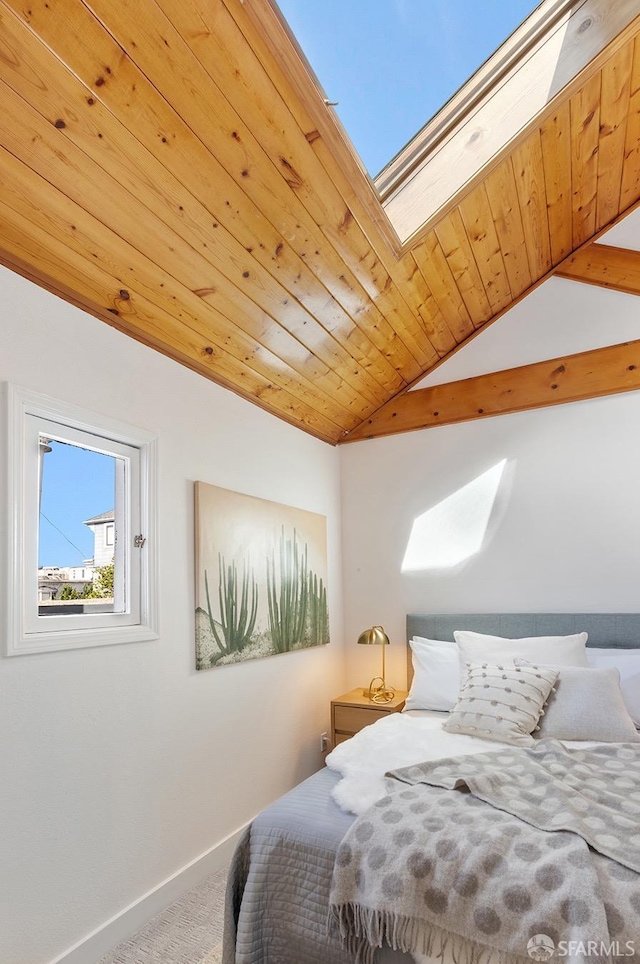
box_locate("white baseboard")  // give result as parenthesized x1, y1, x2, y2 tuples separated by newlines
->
(49, 822, 248, 964)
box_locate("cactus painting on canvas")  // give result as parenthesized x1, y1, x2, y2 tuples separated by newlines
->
(195, 482, 329, 669)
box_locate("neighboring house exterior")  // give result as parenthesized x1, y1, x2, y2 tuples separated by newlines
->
(37, 510, 114, 601)
(83, 510, 115, 567)
(38, 566, 94, 602)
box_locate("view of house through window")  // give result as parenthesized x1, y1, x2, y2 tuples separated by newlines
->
(38, 435, 123, 616)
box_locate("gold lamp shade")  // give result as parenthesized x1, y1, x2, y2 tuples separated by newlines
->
(357, 625, 395, 703)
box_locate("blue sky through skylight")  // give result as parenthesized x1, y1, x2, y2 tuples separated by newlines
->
(277, 0, 539, 175)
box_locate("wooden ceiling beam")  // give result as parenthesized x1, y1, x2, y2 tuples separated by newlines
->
(556, 242, 640, 295)
(341, 339, 640, 442)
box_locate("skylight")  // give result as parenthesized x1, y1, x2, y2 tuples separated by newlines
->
(277, 0, 540, 177)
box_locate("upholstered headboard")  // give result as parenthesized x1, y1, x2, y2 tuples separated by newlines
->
(406, 613, 640, 686)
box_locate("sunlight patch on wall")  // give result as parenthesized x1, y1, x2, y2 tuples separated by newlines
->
(401, 460, 507, 571)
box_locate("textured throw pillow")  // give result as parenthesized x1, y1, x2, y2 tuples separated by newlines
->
(405, 637, 460, 711)
(443, 662, 559, 747)
(586, 648, 640, 726)
(453, 630, 589, 668)
(515, 660, 640, 742)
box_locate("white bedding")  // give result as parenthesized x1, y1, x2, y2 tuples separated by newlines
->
(325, 708, 593, 816)
(325, 710, 491, 815)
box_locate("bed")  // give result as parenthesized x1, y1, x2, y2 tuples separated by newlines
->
(223, 613, 640, 964)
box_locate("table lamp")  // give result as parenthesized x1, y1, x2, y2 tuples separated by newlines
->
(357, 625, 395, 703)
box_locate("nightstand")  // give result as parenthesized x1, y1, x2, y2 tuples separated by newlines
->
(331, 688, 408, 747)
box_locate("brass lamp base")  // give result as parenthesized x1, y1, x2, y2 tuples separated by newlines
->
(367, 676, 395, 703)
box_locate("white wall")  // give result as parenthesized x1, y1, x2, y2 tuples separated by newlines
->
(341, 278, 640, 690)
(0, 266, 345, 964)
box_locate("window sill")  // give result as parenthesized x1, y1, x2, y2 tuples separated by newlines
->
(6, 622, 160, 657)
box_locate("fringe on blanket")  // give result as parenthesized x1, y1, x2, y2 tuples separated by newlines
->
(329, 902, 532, 964)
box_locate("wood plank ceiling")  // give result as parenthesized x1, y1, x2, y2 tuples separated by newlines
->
(1, 0, 640, 444)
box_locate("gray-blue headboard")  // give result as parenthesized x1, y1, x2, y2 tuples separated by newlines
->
(406, 613, 640, 684)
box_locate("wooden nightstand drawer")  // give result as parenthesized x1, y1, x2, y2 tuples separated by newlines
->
(334, 704, 383, 734)
(330, 688, 408, 748)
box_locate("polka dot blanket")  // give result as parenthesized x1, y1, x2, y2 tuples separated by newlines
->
(329, 739, 640, 964)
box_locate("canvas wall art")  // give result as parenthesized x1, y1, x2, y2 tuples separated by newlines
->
(195, 482, 330, 670)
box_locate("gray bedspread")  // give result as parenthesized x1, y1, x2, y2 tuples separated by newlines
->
(223, 767, 414, 964)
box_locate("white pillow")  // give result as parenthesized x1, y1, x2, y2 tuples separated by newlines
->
(516, 660, 639, 742)
(453, 630, 589, 668)
(586, 648, 640, 725)
(443, 662, 559, 747)
(405, 636, 460, 711)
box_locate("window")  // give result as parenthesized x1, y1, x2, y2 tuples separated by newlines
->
(276, 0, 540, 177)
(5, 384, 158, 655)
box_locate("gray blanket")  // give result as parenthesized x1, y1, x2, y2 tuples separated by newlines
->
(330, 741, 640, 964)
(223, 768, 413, 964)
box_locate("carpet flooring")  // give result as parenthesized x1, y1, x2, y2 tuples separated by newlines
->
(98, 865, 228, 964)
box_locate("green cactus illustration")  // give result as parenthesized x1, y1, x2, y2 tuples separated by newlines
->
(205, 554, 258, 656)
(307, 570, 329, 645)
(266, 527, 309, 653)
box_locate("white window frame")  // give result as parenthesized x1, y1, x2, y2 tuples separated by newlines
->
(25, 416, 137, 633)
(4, 384, 159, 656)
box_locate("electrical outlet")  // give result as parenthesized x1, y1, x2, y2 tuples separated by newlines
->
(320, 731, 330, 752)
